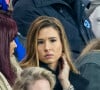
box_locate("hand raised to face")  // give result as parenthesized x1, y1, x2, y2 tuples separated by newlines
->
(58, 54, 71, 89)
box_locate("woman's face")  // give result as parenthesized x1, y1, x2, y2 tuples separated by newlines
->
(28, 79, 51, 90)
(89, 6, 100, 39)
(10, 40, 17, 56)
(37, 27, 62, 69)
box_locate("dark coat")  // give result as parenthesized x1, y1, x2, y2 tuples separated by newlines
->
(12, 0, 94, 59)
(40, 61, 89, 90)
(76, 51, 100, 90)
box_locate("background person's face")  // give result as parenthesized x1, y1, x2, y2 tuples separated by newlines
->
(89, 6, 100, 39)
(28, 79, 51, 90)
(37, 27, 62, 69)
(10, 40, 17, 56)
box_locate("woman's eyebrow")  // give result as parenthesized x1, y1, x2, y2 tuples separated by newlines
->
(49, 37, 57, 39)
(38, 37, 57, 40)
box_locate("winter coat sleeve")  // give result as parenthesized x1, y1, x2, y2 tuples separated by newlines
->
(0, 72, 12, 90)
(79, 63, 100, 90)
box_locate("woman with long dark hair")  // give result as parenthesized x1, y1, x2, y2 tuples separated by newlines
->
(0, 13, 22, 90)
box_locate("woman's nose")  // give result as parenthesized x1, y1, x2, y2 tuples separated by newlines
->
(44, 41, 51, 51)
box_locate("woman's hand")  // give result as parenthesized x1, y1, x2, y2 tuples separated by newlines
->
(58, 54, 71, 89)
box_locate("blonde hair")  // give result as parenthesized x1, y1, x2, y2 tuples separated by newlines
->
(79, 39, 100, 57)
(20, 16, 78, 73)
(13, 67, 55, 90)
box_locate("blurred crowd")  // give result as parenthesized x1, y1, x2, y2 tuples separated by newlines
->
(0, 0, 100, 90)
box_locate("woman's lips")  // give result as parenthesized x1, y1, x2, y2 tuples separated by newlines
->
(45, 54, 53, 59)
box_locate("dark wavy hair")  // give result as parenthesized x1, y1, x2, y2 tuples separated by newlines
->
(0, 13, 18, 86)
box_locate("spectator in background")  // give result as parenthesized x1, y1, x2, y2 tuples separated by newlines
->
(20, 16, 89, 90)
(0, 13, 22, 90)
(12, 0, 94, 60)
(76, 39, 100, 90)
(13, 67, 55, 90)
(86, 0, 100, 39)
(89, 6, 100, 39)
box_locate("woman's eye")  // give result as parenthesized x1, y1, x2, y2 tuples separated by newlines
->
(50, 39, 57, 42)
(38, 41, 44, 44)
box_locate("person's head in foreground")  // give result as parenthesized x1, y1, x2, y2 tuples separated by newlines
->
(13, 67, 55, 90)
